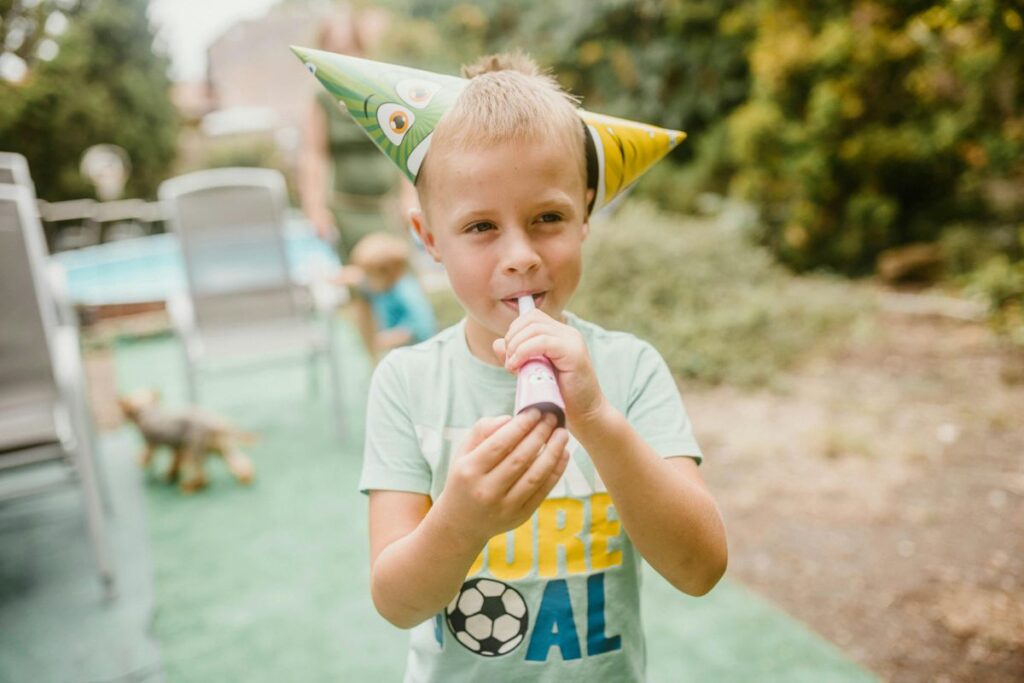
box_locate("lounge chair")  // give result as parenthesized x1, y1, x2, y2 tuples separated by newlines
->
(158, 168, 345, 438)
(0, 182, 115, 597)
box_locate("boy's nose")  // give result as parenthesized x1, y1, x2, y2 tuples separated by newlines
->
(500, 230, 542, 275)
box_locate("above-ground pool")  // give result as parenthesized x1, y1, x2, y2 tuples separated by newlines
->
(53, 218, 340, 306)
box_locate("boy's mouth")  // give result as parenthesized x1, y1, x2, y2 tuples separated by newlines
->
(501, 291, 545, 313)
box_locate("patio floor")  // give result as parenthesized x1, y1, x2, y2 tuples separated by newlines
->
(0, 432, 162, 683)
(2, 319, 878, 682)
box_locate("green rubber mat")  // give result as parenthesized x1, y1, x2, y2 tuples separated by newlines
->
(113, 325, 876, 683)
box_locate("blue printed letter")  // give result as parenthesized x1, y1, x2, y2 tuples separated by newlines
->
(526, 580, 582, 661)
(586, 573, 621, 656)
(433, 612, 444, 646)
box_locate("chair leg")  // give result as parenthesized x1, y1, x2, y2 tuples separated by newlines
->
(322, 315, 344, 441)
(326, 346, 345, 442)
(70, 401, 117, 599)
(183, 351, 199, 405)
(307, 348, 320, 399)
(83, 398, 114, 514)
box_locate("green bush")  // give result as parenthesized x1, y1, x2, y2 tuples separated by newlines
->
(0, 0, 178, 201)
(959, 225, 1024, 345)
(573, 202, 868, 385)
(385, 0, 753, 208)
(729, 2, 1024, 274)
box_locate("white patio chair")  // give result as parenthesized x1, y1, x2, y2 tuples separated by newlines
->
(0, 183, 115, 597)
(158, 168, 344, 437)
(0, 151, 35, 192)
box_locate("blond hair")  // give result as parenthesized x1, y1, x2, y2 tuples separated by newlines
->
(417, 52, 587, 203)
(350, 232, 410, 275)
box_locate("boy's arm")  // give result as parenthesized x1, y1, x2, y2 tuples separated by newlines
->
(368, 490, 485, 628)
(572, 407, 727, 596)
(297, 101, 336, 243)
(368, 411, 570, 629)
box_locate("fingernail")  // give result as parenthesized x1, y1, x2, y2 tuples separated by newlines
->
(544, 413, 557, 426)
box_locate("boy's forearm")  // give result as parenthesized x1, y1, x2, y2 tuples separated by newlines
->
(572, 405, 728, 596)
(371, 505, 485, 628)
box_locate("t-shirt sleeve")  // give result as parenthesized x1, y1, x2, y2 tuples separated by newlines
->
(625, 342, 703, 464)
(358, 353, 433, 494)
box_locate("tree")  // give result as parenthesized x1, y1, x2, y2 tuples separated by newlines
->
(388, 0, 752, 187)
(0, 0, 178, 200)
(728, 1, 1024, 273)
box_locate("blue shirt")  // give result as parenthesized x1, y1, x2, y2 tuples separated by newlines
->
(368, 273, 436, 344)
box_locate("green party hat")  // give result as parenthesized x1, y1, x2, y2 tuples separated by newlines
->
(291, 46, 684, 210)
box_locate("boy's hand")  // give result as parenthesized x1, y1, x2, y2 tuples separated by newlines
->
(434, 409, 570, 546)
(333, 265, 366, 288)
(493, 310, 608, 428)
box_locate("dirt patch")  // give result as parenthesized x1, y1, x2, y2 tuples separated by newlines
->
(689, 302, 1024, 682)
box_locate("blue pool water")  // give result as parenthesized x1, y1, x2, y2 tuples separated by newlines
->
(53, 221, 339, 306)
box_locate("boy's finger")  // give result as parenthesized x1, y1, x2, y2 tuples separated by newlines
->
(471, 409, 544, 471)
(458, 415, 513, 458)
(504, 319, 553, 358)
(505, 427, 570, 504)
(491, 338, 507, 366)
(518, 445, 570, 515)
(505, 335, 565, 372)
(487, 412, 558, 488)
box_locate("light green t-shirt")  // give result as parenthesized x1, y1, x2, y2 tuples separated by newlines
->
(360, 313, 702, 683)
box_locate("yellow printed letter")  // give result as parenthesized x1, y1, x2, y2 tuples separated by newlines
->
(537, 498, 586, 577)
(487, 520, 533, 580)
(590, 493, 623, 570)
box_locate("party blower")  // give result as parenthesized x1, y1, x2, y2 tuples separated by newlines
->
(512, 295, 566, 428)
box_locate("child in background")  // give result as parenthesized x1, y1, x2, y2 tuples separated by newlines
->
(336, 232, 435, 360)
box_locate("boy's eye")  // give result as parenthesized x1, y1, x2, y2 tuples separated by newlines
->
(466, 221, 496, 234)
(537, 213, 563, 224)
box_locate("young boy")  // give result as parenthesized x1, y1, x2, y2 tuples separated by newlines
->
(336, 232, 436, 360)
(359, 55, 727, 680)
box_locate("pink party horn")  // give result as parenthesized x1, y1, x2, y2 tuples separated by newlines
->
(513, 295, 566, 428)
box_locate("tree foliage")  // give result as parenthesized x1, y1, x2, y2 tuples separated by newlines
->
(389, 0, 752, 168)
(0, 0, 177, 200)
(728, 1, 1024, 273)
(1, 0, 85, 72)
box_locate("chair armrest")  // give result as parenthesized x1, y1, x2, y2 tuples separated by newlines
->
(49, 324, 88, 448)
(46, 260, 78, 328)
(309, 277, 349, 315)
(166, 291, 202, 359)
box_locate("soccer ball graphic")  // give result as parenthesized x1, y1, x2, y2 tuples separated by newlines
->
(446, 578, 529, 656)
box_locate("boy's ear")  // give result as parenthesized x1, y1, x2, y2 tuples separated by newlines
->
(581, 188, 596, 240)
(409, 209, 442, 263)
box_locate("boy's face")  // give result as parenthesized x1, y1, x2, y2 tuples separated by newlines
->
(412, 136, 592, 355)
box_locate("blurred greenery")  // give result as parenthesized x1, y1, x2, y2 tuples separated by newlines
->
(376, 0, 752, 202)
(191, 134, 299, 205)
(429, 203, 869, 386)
(392, 0, 1023, 343)
(727, 2, 1024, 276)
(1, 0, 1019, 342)
(0, 0, 178, 200)
(0, 0, 86, 69)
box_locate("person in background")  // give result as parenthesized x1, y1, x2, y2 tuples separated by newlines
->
(336, 232, 436, 361)
(298, 7, 404, 260)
